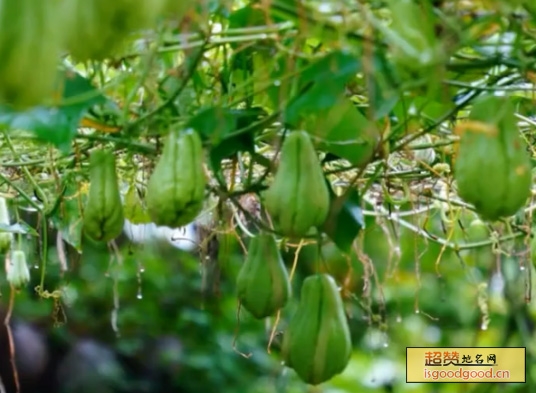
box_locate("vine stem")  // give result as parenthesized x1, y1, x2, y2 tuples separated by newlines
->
(0, 172, 41, 212)
(267, 239, 305, 354)
(3, 134, 48, 206)
(362, 196, 525, 251)
(4, 285, 19, 393)
(232, 302, 252, 359)
(38, 213, 48, 296)
(125, 40, 208, 131)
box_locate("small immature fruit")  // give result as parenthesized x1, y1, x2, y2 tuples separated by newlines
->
(455, 96, 532, 221)
(283, 274, 352, 385)
(466, 219, 494, 269)
(264, 131, 330, 237)
(83, 150, 124, 243)
(7, 250, 30, 289)
(236, 234, 291, 319)
(146, 129, 206, 228)
(0, 197, 12, 253)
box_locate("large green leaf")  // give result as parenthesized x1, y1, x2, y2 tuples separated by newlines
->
(285, 51, 361, 125)
(50, 180, 84, 252)
(187, 106, 266, 181)
(305, 97, 378, 166)
(0, 222, 38, 236)
(229, 5, 265, 30)
(0, 70, 108, 151)
(323, 187, 364, 253)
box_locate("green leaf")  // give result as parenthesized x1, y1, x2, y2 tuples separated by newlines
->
(0, 70, 108, 151)
(124, 186, 151, 224)
(187, 107, 266, 178)
(370, 50, 400, 119)
(50, 181, 84, 252)
(285, 51, 361, 125)
(229, 5, 265, 30)
(305, 97, 378, 166)
(323, 187, 364, 253)
(0, 222, 38, 236)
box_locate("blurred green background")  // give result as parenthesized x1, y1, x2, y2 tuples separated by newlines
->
(1, 207, 532, 393)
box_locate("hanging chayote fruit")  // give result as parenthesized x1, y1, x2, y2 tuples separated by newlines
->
(531, 230, 536, 271)
(455, 96, 532, 221)
(146, 129, 206, 228)
(0, 197, 12, 253)
(83, 150, 125, 242)
(236, 234, 291, 319)
(0, 0, 61, 107)
(283, 274, 352, 385)
(264, 131, 330, 238)
(63, 0, 165, 60)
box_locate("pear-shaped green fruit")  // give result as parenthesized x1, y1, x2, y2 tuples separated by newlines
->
(0, 0, 61, 107)
(531, 231, 536, 271)
(63, 0, 165, 60)
(236, 234, 290, 319)
(283, 274, 352, 385)
(146, 129, 206, 227)
(83, 150, 124, 242)
(264, 131, 330, 237)
(0, 197, 12, 253)
(455, 96, 532, 221)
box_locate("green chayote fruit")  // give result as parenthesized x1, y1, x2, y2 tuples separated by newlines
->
(146, 129, 206, 228)
(63, 0, 165, 60)
(0, 0, 61, 107)
(455, 96, 532, 221)
(264, 131, 330, 237)
(0, 197, 12, 253)
(531, 231, 536, 271)
(236, 234, 291, 319)
(83, 150, 124, 242)
(283, 274, 352, 385)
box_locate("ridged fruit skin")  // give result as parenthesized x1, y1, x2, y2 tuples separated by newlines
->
(83, 150, 124, 242)
(63, 0, 165, 60)
(7, 250, 30, 289)
(236, 234, 291, 319)
(264, 131, 330, 237)
(466, 219, 494, 269)
(0, 0, 61, 107)
(455, 96, 532, 221)
(0, 197, 12, 253)
(146, 129, 206, 228)
(283, 274, 352, 385)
